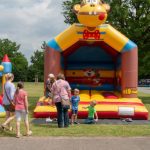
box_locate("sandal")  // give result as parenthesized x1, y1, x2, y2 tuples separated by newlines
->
(26, 130, 32, 136)
(16, 134, 22, 138)
(9, 126, 13, 131)
(1, 124, 7, 130)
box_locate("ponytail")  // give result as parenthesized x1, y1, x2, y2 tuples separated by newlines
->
(15, 82, 24, 95)
(15, 87, 20, 95)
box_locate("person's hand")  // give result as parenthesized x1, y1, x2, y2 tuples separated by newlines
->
(51, 101, 55, 107)
(26, 110, 29, 114)
(47, 100, 52, 105)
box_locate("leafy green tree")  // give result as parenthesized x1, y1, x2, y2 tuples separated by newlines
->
(62, 0, 150, 78)
(0, 39, 28, 81)
(28, 49, 44, 82)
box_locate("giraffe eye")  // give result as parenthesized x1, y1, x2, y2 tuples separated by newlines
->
(86, 0, 92, 4)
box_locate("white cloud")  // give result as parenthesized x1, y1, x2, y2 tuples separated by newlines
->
(0, 0, 68, 61)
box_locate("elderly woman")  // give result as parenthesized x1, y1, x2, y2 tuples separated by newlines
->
(51, 73, 71, 128)
(45, 73, 56, 122)
(1, 73, 16, 131)
(45, 74, 56, 99)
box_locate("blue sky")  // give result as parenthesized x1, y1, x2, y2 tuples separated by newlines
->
(0, 0, 68, 61)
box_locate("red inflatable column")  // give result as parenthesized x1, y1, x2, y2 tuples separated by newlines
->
(121, 47, 138, 98)
(44, 46, 61, 88)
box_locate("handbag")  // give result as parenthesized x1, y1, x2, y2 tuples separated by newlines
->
(55, 82, 71, 109)
(61, 99, 71, 109)
(4, 85, 15, 111)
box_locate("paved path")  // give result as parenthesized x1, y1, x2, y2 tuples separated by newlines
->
(138, 87, 150, 94)
(0, 137, 150, 150)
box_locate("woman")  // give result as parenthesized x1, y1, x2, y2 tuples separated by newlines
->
(1, 73, 16, 131)
(51, 73, 71, 128)
(45, 74, 56, 99)
(45, 73, 56, 122)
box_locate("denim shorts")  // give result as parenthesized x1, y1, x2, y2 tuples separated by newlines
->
(15, 110, 28, 122)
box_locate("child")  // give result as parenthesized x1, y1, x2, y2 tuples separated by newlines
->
(14, 82, 32, 138)
(83, 100, 98, 124)
(71, 89, 80, 125)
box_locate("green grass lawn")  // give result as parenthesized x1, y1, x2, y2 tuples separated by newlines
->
(0, 82, 150, 137)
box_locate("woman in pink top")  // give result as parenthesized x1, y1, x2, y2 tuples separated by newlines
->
(51, 73, 71, 128)
(14, 82, 32, 138)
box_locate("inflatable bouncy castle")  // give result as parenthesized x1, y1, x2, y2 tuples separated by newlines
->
(0, 54, 12, 117)
(34, 0, 148, 119)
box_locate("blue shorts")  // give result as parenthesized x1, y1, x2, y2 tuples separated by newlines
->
(72, 109, 78, 115)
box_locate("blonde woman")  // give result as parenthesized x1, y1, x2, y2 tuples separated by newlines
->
(1, 73, 16, 131)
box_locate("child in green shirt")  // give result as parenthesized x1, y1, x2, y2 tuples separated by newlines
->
(83, 100, 98, 124)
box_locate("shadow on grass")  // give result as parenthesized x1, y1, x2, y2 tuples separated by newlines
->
(33, 124, 58, 129)
(0, 129, 16, 137)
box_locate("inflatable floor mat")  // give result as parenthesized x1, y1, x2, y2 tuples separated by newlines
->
(34, 91, 148, 120)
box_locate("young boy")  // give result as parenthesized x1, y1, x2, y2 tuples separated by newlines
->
(83, 100, 98, 124)
(71, 89, 80, 125)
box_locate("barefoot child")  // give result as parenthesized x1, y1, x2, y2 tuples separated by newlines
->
(83, 100, 98, 124)
(71, 89, 80, 125)
(14, 82, 32, 138)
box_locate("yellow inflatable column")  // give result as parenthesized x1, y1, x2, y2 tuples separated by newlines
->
(2, 75, 6, 94)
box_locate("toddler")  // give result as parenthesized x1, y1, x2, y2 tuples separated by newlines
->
(83, 100, 98, 124)
(71, 89, 80, 125)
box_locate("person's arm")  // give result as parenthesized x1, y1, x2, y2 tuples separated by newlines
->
(51, 84, 55, 105)
(82, 106, 88, 109)
(68, 90, 71, 100)
(66, 82, 71, 99)
(24, 95, 29, 113)
(47, 83, 51, 91)
(10, 84, 16, 101)
(70, 97, 73, 103)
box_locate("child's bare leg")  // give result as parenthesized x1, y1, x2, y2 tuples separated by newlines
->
(75, 114, 78, 122)
(3, 113, 15, 127)
(2, 111, 10, 126)
(24, 119, 30, 134)
(16, 121, 20, 136)
(71, 115, 74, 124)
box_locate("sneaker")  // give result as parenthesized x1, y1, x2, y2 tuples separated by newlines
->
(125, 118, 133, 122)
(74, 121, 80, 124)
(46, 117, 53, 123)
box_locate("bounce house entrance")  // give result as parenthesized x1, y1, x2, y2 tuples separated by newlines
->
(62, 41, 121, 98)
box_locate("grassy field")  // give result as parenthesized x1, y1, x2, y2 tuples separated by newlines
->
(0, 82, 150, 137)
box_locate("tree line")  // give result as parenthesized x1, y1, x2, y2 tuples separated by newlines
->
(0, 39, 44, 82)
(0, 0, 149, 82)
